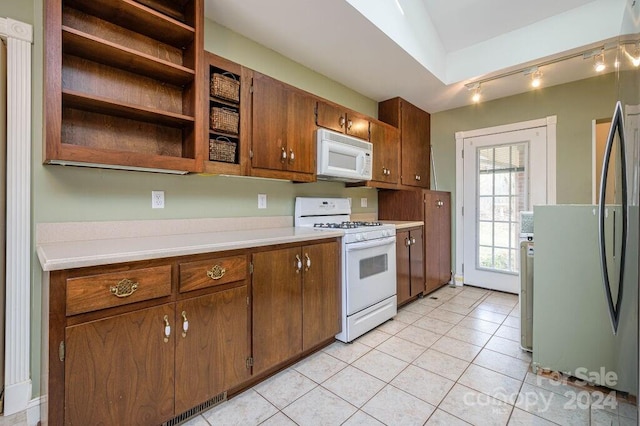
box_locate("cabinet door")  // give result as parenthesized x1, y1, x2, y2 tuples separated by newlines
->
(251, 72, 287, 172)
(409, 228, 425, 297)
(345, 112, 370, 141)
(395, 229, 411, 305)
(370, 121, 400, 184)
(286, 89, 316, 174)
(175, 285, 251, 414)
(302, 242, 341, 350)
(400, 101, 430, 188)
(65, 304, 175, 425)
(424, 191, 451, 293)
(252, 248, 302, 375)
(437, 193, 452, 284)
(316, 101, 346, 134)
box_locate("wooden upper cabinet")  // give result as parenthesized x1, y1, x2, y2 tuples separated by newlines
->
(378, 97, 430, 188)
(204, 52, 252, 176)
(369, 120, 400, 185)
(316, 101, 370, 141)
(250, 72, 316, 182)
(44, 0, 204, 173)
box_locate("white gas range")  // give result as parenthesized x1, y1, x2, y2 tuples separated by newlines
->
(295, 197, 397, 342)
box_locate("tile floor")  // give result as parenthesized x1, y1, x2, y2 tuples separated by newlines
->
(184, 285, 638, 426)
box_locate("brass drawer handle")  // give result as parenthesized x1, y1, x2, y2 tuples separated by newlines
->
(110, 278, 138, 298)
(207, 264, 226, 280)
(305, 253, 311, 271)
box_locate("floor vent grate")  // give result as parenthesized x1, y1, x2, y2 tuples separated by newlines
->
(162, 391, 227, 426)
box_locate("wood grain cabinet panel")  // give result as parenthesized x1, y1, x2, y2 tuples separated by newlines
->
(250, 72, 316, 181)
(395, 227, 425, 305)
(66, 265, 172, 315)
(379, 190, 451, 295)
(251, 240, 340, 375)
(175, 285, 251, 414)
(252, 247, 303, 375)
(378, 97, 430, 188)
(316, 100, 370, 141)
(64, 303, 175, 426)
(179, 255, 247, 293)
(369, 120, 400, 185)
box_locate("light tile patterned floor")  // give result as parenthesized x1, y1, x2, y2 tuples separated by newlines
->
(185, 285, 638, 426)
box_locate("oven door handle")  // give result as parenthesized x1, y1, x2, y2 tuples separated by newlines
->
(345, 236, 396, 252)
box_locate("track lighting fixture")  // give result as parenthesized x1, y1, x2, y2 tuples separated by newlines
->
(594, 51, 606, 72)
(465, 82, 481, 103)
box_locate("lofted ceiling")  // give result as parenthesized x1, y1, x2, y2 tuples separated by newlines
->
(204, 0, 637, 113)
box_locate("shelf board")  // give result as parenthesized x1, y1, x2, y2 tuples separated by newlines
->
(209, 129, 240, 140)
(63, 27, 195, 86)
(210, 96, 240, 109)
(63, 89, 195, 128)
(65, 0, 195, 48)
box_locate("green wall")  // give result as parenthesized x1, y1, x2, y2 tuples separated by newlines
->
(2, 0, 379, 398)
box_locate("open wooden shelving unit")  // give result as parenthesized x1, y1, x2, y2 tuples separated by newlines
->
(45, 0, 204, 173)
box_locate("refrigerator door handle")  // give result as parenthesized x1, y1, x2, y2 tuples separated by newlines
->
(598, 101, 628, 335)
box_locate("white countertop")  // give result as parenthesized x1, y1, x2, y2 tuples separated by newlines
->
(37, 227, 344, 271)
(381, 220, 424, 230)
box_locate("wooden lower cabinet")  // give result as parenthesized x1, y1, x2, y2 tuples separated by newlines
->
(379, 189, 452, 295)
(46, 239, 340, 425)
(396, 226, 425, 305)
(65, 304, 175, 426)
(252, 240, 340, 375)
(174, 285, 251, 414)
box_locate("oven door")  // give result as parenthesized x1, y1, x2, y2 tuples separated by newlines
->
(344, 236, 397, 315)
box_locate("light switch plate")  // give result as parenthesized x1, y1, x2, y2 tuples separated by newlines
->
(258, 193, 267, 209)
(360, 197, 368, 208)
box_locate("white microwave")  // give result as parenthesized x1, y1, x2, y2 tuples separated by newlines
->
(316, 128, 372, 182)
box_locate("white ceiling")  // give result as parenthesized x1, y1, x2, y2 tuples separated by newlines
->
(204, 0, 637, 113)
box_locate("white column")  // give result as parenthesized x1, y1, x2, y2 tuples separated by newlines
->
(0, 17, 33, 416)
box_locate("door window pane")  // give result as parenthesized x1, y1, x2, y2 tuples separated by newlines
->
(476, 142, 529, 274)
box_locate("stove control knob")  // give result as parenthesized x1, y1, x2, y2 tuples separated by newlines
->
(382, 230, 389, 237)
(356, 233, 364, 241)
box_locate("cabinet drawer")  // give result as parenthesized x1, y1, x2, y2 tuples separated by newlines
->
(179, 255, 247, 292)
(66, 265, 172, 316)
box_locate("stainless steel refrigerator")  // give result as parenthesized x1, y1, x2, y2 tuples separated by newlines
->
(532, 40, 639, 400)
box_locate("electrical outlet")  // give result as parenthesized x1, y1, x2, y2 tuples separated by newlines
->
(360, 197, 368, 208)
(152, 191, 165, 209)
(347, 197, 352, 208)
(258, 193, 267, 209)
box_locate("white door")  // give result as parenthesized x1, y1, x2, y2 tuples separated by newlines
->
(463, 127, 547, 293)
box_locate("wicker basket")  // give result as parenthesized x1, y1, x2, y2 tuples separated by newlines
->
(209, 137, 237, 163)
(211, 72, 240, 103)
(210, 107, 239, 134)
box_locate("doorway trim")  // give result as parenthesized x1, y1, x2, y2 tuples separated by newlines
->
(0, 17, 33, 416)
(454, 116, 557, 286)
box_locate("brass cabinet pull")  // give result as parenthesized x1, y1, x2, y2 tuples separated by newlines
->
(405, 237, 411, 247)
(281, 146, 287, 161)
(415, 174, 421, 181)
(305, 253, 311, 271)
(110, 278, 138, 298)
(181, 311, 189, 338)
(347, 119, 353, 130)
(411, 237, 416, 244)
(289, 149, 295, 163)
(163, 315, 171, 343)
(339, 116, 346, 128)
(207, 264, 226, 280)
(295, 254, 302, 273)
